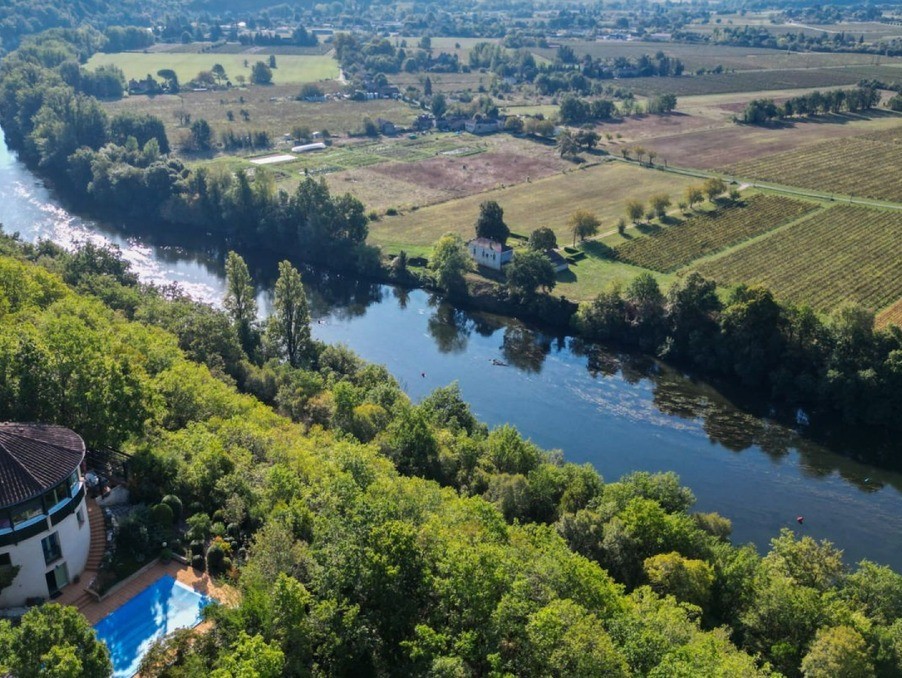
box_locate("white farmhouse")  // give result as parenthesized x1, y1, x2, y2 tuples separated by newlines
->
(0, 424, 90, 607)
(468, 238, 513, 271)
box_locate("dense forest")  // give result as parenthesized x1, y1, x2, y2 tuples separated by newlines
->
(1, 226, 902, 676)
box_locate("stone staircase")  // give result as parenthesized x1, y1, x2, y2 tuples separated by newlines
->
(59, 497, 108, 614)
(85, 499, 106, 571)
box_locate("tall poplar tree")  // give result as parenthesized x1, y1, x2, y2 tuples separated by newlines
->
(223, 251, 258, 353)
(266, 260, 311, 367)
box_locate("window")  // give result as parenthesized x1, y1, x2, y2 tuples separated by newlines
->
(67, 469, 81, 494)
(0, 553, 10, 567)
(41, 533, 62, 565)
(76, 508, 85, 528)
(46, 481, 70, 511)
(12, 498, 43, 527)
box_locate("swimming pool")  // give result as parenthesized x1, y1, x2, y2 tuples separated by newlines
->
(93, 574, 211, 677)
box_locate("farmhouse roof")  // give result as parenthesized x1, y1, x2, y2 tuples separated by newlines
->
(0, 423, 85, 509)
(545, 249, 569, 267)
(469, 237, 512, 252)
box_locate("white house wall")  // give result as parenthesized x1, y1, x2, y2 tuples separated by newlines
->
(0, 493, 90, 608)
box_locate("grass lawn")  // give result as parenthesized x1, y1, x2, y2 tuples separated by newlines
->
(554, 243, 675, 301)
(87, 52, 338, 86)
(367, 160, 695, 254)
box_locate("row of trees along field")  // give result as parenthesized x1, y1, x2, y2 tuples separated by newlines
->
(1, 236, 902, 677)
(739, 86, 880, 125)
(0, 28, 374, 272)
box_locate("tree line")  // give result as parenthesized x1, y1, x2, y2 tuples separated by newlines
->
(0, 30, 373, 272)
(574, 272, 902, 430)
(739, 86, 880, 125)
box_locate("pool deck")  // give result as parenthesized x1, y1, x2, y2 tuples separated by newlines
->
(55, 499, 238, 625)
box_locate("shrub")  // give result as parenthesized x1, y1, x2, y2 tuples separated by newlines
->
(191, 554, 206, 571)
(185, 513, 211, 542)
(161, 495, 183, 519)
(150, 503, 174, 527)
(206, 537, 232, 574)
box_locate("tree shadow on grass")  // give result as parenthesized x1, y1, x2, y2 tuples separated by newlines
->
(660, 215, 684, 227)
(556, 269, 578, 283)
(634, 221, 663, 236)
(582, 241, 615, 260)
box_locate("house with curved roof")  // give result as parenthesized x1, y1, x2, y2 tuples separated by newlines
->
(0, 423, 90, 607)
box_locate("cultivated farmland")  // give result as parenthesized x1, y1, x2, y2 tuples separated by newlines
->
(624, 65, 902, 97)
(877, 298, 902, 329)
(725, 133, 902, 202)
(367, 161, 695, 254)
(86, 52, 339, 86)
(533, 40, 902, 73)
(697, 206, 902, 312)
(614, 195, 819, 272)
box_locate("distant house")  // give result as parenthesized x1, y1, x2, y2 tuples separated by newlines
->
(436, 115, 468, 132)
(465, 115, 503, 135)
(413, 114, 434, 131)
(468, 238, 513, 271)
(545, 249, 570, 273)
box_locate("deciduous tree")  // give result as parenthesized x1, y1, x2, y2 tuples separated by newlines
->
(266, 260, 311, 367)
(431, 233, 472, 294)
(475, 200, 510, 244)
(568, 209, 600, 245)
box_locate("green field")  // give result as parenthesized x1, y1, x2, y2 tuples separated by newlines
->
(368, 161, 695, 253)
(726, 132, 902, 203)
(698, 205, 902, 312)
(102, 89, 416, 153)
(614, 195, 820, 273)
(87, 52, 339, 86)
(254, 135, 484, 176)
(554, 246, 674, 301)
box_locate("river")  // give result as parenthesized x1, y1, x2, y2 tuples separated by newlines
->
(2, 129, 901, 569)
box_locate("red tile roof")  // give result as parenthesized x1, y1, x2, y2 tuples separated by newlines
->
(0, 423, 84, 509)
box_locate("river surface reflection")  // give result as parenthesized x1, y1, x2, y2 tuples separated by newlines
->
(2, 129, 901, 568)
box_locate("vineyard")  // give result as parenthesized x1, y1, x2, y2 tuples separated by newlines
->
(877, 298, 902, 329)
(623, 65, 902, 97)
(725, 135, 902, 203)
(614, 195, 818, 273)
(698, 206, 902, 312)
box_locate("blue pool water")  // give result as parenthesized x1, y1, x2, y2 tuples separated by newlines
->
(93, 575, 210, 677)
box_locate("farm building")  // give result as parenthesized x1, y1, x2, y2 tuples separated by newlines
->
(436, 115, 469, 132)
(0, 424, 90, 608)
(468, 238, 513, 271)
(465, 116, 504, 135)
(292, 142, 327, 153)
(545, 249, 570, 273)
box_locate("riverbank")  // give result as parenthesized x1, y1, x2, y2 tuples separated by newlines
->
(4, 133, 902, 570)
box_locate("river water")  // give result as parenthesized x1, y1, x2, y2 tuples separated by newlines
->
(2, 130, 901, 568)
